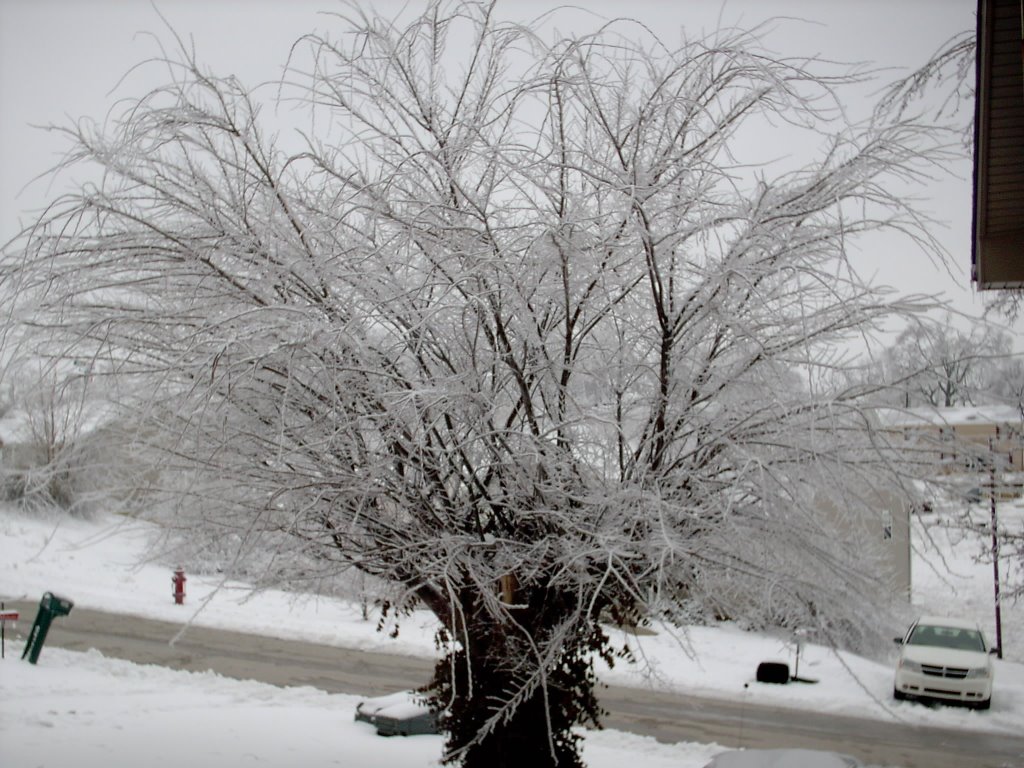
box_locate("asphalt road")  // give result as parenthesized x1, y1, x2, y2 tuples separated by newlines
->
(4, 599, 1024, 768)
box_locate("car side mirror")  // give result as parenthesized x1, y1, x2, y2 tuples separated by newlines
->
(893, 637, 904, 645)
(989, 648, 999, 656)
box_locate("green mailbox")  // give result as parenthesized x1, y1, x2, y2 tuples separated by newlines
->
(22, 591, 74, 664)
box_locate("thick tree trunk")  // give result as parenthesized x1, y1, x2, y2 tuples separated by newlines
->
(428, 589, 608, 768)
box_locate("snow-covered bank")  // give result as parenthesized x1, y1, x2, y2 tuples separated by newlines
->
(0, 647, 722, 768)
(2, 505, 1022, 738)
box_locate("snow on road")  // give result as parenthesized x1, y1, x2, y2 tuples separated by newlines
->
(1, 500, 1023, 767)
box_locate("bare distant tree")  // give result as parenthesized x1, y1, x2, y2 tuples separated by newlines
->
(986, 355, 1024, 421)
(0, 356, 144, 516)
(3, 3, 959, 766)
(877, 316, 1012, 408)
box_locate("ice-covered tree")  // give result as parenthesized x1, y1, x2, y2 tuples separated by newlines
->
(983, 354, 1024, 419)
(880, 26, 1023, 323)
(2, 3, 958, 766)
(877, 317, 1012, 408)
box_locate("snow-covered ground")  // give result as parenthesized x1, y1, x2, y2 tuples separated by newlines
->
(1, 647, 722, 768)
(2, 498, 1022, 767)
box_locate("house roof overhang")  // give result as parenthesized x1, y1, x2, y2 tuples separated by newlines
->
(972, 0, 1024, 289)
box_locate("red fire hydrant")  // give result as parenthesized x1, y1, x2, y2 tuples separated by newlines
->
(172, 567, 187, 605)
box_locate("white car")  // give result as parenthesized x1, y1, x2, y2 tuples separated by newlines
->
(893, 615, 995, 710)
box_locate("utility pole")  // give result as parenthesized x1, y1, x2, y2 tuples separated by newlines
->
(988, 451, 1003, 659)
(984, 429, 1024, 660)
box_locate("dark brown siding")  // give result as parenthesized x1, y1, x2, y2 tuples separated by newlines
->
(973, 0, 1024, 289)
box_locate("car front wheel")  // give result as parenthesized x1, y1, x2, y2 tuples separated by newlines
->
(893, 688, 908, 701)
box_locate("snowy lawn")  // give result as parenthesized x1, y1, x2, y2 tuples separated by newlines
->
(2, 499, 1023, 766)
(1, 647, 721, 768)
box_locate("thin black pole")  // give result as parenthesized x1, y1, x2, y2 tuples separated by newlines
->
(989, 446, 1003, 659)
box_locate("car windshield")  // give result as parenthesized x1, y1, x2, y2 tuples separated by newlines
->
(907, 624, 986, 652)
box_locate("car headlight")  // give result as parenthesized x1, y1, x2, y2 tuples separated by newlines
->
(965, 667, 991, 679)
(899, 659, 922, 673)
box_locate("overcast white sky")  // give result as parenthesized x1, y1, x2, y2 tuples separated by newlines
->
(1, 0, 998, 336)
